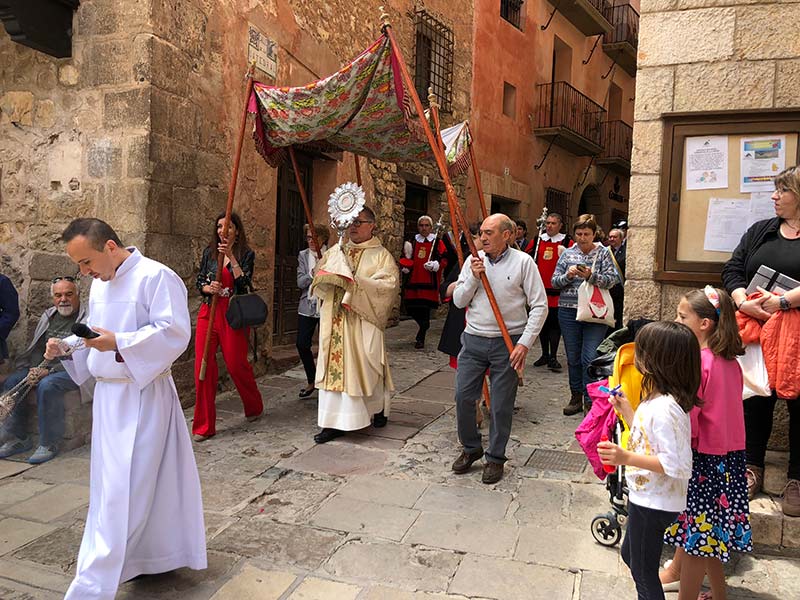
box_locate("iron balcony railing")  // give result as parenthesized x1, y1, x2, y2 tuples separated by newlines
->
(535, 81, 606, 147)
(604, 3, 639, 48)
(600, 120, 633, 161)
(587, 0, 611, 16)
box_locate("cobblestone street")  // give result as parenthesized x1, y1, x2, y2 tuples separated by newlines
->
(1, 319, 798, 599)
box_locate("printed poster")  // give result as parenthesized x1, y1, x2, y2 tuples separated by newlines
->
(686, 136, 728, 190)
(740, 136, 785, 193)
(704, 195, 778, 253)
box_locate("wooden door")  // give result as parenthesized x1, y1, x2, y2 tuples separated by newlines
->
(273, 156, 312, 345)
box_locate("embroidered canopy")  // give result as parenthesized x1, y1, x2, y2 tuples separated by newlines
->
(440, 121, 472, 177)
(249, 35, 435, 167)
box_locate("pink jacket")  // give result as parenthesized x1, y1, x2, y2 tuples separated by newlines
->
(691, 349, 746, 455)
(575, 379, 618, 480)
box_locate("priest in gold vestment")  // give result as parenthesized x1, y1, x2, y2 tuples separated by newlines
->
(310, 207, 399, 444)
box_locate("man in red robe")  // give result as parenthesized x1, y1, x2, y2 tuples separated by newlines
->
(531, 212, 573, 371)
(401, 215, 447, 349)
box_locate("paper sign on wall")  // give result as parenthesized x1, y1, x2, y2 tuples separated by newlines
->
(685, 136, 728, 190)
(740, 136, 785, 192)
(704, 195, 778, 253)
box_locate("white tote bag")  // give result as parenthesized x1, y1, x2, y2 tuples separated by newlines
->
(576, 248, 616, 328)
(738, 342, 771, 400)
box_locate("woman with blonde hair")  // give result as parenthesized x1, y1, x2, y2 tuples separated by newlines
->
(722, 165, 800, 517)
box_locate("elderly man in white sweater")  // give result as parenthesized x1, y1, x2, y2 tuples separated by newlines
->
(451, 213, 548, 484)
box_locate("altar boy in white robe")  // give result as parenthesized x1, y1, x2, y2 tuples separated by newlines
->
(45, 218, 206, 600)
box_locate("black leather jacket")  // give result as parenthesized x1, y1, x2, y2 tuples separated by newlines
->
(195, 247, 255, 304)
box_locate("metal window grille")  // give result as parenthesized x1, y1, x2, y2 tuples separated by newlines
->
(545, 187, 571, 230)
(501, 0, 524, 29)
(414, 10, 454, 112)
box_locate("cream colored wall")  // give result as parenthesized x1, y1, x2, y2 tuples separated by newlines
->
(626, 0, 800, 321)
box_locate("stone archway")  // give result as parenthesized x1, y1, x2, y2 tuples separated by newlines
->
(578, 184, 603, 217)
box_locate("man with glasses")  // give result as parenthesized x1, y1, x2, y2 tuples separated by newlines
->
(310, 206, 400, 443)
(0, 276, 86, 463)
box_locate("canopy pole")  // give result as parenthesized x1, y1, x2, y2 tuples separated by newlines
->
(384, 22, 522, 383)
(466, 123, 489, 220)
(353, 152, 363, 186)
(429, 92, 490, 409)
(427, 88, 463, 268)
(288, 146, 323, 261)
(200, 63, 256, 380)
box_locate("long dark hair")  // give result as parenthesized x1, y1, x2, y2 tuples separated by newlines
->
(684, 288, 744, 360)
(634, 321, 702, 413)
(208, 212, 251, 262)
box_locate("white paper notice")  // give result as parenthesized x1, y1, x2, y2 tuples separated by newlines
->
(704, 199, 750, 252)
(740, 136, 785, 192)
(686, 136, 728, 190)
(748, 192, 776, 227)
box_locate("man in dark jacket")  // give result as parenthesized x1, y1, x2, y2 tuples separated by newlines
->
(0, 274, 19, 364)
(0, 276, 86, 463)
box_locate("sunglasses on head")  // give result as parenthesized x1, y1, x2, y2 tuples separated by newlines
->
(51, 276, 77, 284)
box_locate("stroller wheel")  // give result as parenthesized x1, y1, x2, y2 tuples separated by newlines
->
(591, 514, 622, 547)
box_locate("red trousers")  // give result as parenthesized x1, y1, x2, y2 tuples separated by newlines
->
(193, 301, 263, 436)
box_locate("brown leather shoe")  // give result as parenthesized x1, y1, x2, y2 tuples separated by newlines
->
(746, 465, 764, 500)
(782, 479, 800, 517)
(452, 449, 484, 474)
(482, 461, 504, 484)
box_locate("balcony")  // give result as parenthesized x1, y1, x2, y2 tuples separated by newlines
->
(602, 3, 639, 77)
(533, 81, 606, 156)
(557, 0, 612, 37)
(597, 120, 633, 173)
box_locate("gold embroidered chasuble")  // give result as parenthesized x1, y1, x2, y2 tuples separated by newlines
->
(311, 237, 399, 402)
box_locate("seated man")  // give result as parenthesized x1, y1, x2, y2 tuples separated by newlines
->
(0, 276, 86, 463)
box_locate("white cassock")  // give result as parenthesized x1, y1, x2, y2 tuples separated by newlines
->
(62, 249, 206, 600)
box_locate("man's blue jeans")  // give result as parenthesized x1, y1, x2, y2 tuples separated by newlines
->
(558, 307, 608, 401)
(2, 369, 77, 447)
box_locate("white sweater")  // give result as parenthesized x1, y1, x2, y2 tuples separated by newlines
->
(452, 247, 547, 349)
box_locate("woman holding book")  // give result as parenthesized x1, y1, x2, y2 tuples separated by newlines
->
(722, 165, 800, 517)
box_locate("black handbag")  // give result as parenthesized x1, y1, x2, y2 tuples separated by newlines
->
(226, 287, 268, 330)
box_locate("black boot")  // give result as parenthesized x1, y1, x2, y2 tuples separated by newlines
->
(314, 428, 345, 444)
(563, 391, 583, 416)
(372, 410, 388, 428)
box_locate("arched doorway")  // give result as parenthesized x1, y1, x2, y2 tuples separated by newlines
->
(578, 184, 602, 217)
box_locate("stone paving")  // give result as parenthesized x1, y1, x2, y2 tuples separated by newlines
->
(0, 319, 798, 599)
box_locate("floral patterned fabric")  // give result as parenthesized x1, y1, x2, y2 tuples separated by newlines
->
(249, 35, 433, 168)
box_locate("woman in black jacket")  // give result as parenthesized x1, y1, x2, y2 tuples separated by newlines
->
(721, 165, 800, 516)
(192, 212, 263, 441)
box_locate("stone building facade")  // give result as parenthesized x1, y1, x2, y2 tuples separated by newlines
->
(626, 0, 800, 319)
(468, 0, 639, 233)
(0, 0, 474, 389)
(626, 0, 800, 448)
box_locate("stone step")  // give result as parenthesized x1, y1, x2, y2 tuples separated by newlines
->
(750, 450, 800, 551)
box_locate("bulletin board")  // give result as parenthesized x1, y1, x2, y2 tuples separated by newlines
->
(655, 110, 800, 285)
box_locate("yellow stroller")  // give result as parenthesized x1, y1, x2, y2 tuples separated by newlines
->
(590, 342, 644, 547)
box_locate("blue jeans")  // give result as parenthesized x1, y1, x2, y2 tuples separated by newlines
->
(2, 369, 77, 447)
(558, 307, 607, 400)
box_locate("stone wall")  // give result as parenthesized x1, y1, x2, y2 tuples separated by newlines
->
(0, 0, 156, 362)
(626, 0, 800, 321)
(627, 0, 799, 447)
(1, 0, 473, 390)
